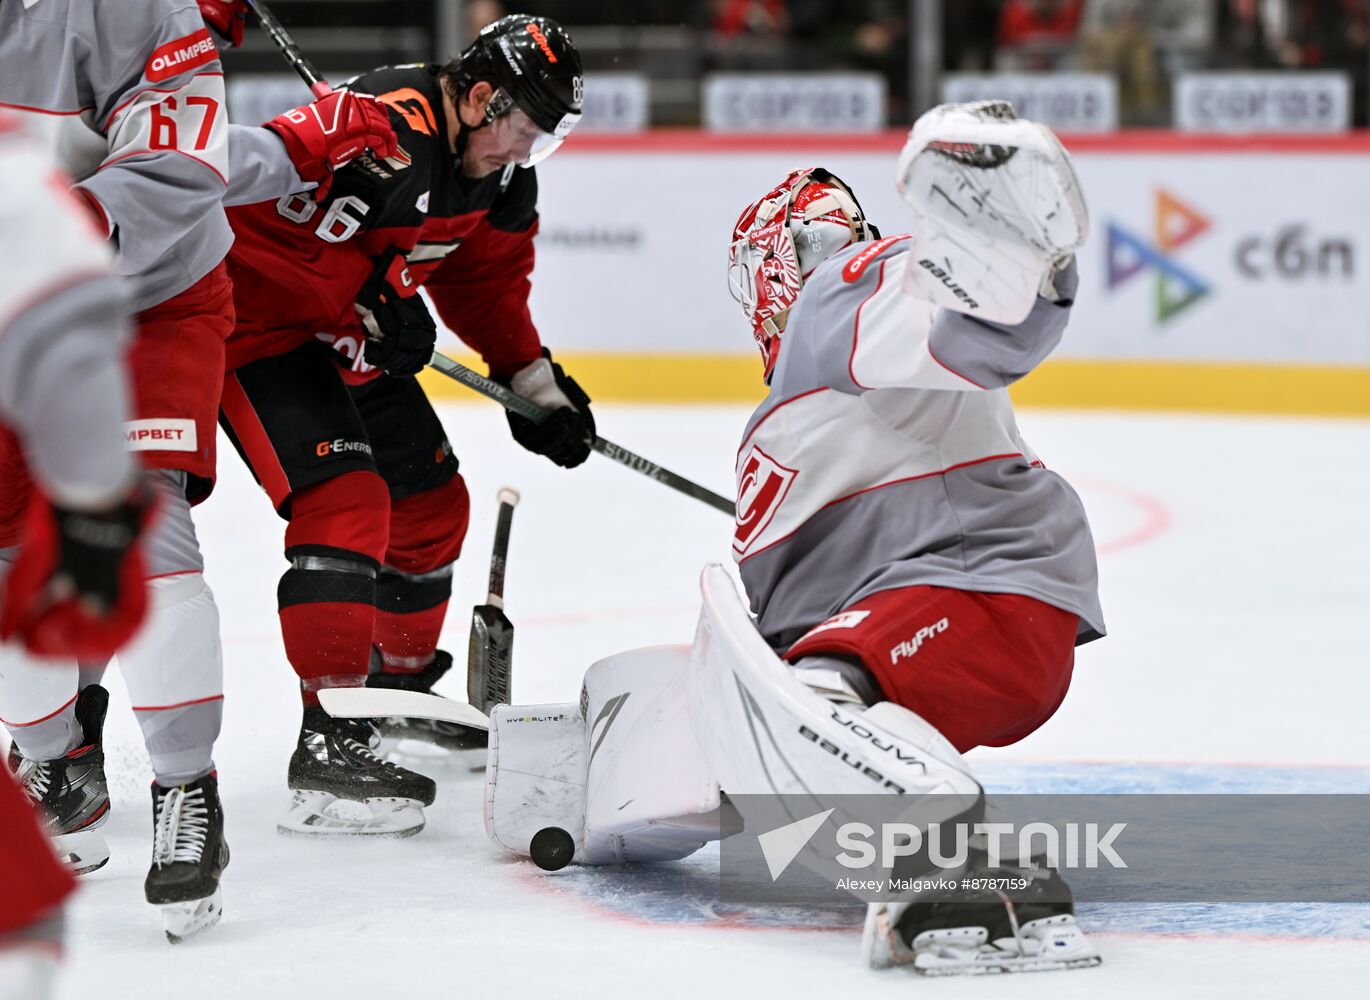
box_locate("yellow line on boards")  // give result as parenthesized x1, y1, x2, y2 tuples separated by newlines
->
(417, 355, 1370, 417)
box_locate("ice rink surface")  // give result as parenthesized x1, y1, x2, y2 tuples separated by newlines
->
(57, 402, 1370, 998)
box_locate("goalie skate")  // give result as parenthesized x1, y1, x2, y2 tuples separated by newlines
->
(278, 707, 436, 838)
(862, 862, 1100, 976)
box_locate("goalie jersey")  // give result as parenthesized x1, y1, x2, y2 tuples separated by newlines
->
(733, 235, 1106, 652)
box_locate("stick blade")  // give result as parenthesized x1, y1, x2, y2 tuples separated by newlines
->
(318, 687, 490, 730)
(468, 604, 514, 713)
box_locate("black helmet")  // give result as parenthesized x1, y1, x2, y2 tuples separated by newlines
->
(447, 15, 583, 164)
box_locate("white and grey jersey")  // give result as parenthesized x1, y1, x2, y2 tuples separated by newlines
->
(0, 0, 302, 310)
(0, 119, 135, 508)
(733, 235, 1105, 653)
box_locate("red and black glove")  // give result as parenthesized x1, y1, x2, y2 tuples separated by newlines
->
(266, 90, 397, 200)
(197, 0, 250, 48)
(356, 250, 437, 377)
(0, 482, 158, 659)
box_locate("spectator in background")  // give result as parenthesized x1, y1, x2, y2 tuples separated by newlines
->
(997, 0, 1083, 70)
(1277, 0, 1370, 125)
(1077, 0, 1165, 124)
(788, 1, 909, 118)
(945, 0, 1002, 71)
(712, 0, 787, 37)
(465, 0, 506, 44)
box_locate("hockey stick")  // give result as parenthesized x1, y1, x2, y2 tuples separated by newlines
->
(467, 488, 519, 714)
(317, 686, 488, 729)
(246, 3, 734, 517)
(242, 0, 333, 98)
(428, 352, 735, 516)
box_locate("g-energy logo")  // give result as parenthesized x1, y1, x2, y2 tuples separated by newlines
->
(314, 438, 373, 458)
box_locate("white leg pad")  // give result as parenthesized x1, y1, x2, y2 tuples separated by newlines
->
(688, 564, 981, 801)
(485, 646, 723, 865)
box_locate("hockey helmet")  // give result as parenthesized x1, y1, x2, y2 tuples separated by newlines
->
(449, 15, 583, 166)
(727, 167, 877, 379)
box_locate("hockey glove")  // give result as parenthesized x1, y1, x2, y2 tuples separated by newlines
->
(0, 481, 157, 659)
(495, 350, 595, 468)
(197, 0, 250, 47)
(356, 250, 436, 377)
(266, 90, 397, 200)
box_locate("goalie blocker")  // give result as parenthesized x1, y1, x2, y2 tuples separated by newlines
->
(483, 565, 1098, 975)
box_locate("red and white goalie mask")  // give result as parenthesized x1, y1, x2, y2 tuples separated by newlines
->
(727, 167, 877, 379)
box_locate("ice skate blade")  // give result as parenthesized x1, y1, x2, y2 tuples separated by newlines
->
(52, 829, 110, 876)
(159, 887, 224, 943)
(276, 789, 427, 838)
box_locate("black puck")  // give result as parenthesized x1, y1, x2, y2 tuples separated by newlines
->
(529, 826, 575, 872)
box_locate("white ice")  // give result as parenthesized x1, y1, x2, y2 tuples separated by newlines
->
(53, 403, 1370, 998)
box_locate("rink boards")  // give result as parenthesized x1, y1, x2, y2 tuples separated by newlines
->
(429, 132, 1370, 415)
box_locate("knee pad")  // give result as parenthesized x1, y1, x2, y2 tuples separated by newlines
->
(385, 473, 469, 574)
(0, 644, 78, 759)
(285, 470, 390, 565)
(118, 573, 222, 711)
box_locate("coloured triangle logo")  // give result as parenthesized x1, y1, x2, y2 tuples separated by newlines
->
(1106, 188, 1212, 325)
(757, 808, 834, 880)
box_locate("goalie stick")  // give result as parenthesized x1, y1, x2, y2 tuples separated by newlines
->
(468, 487, 519, 714)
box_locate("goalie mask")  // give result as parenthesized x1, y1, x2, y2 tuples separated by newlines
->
(727, 167, 878, 379)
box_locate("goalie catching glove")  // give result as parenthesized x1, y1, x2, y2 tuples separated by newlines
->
(355, 249, 436, 377)
(494, 350, 594, 468)
(0, 480, 157, 658)
(895, 100, 1088, 324)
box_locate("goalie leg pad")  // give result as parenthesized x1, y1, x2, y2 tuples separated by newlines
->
(486, 646, 723, 866)
(689, 565, 980, 801)
(784, 585, 1078, 753)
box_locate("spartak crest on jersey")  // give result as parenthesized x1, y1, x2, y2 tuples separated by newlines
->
(733, 445, 798, 557)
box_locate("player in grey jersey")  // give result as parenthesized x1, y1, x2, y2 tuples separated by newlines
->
(0, 0, 396, 941)
(0, 111, 152, 1000)
(479, 102, 1104, 977)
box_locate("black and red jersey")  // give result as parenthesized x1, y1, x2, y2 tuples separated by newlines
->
(225, 64, 543, 378)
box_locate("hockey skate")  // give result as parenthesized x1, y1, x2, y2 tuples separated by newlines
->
(13, 684, 112, 875)
(862, 853, 1100, 975)
(145, 772, 230, 943)
(367, 649, 487, 755)
(278, 707, 437, 837)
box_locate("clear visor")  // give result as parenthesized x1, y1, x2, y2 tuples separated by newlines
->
(487, 91, 582, 167)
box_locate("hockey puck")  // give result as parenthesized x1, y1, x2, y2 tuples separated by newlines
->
(529, 826, 575, 872)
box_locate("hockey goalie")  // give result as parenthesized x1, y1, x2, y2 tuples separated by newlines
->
(483, 103, 1105, 976)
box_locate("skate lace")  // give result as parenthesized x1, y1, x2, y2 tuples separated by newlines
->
(152, 786, 209, 867)
(341, 733, 410, 777)
(16, 757, 51, 802)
